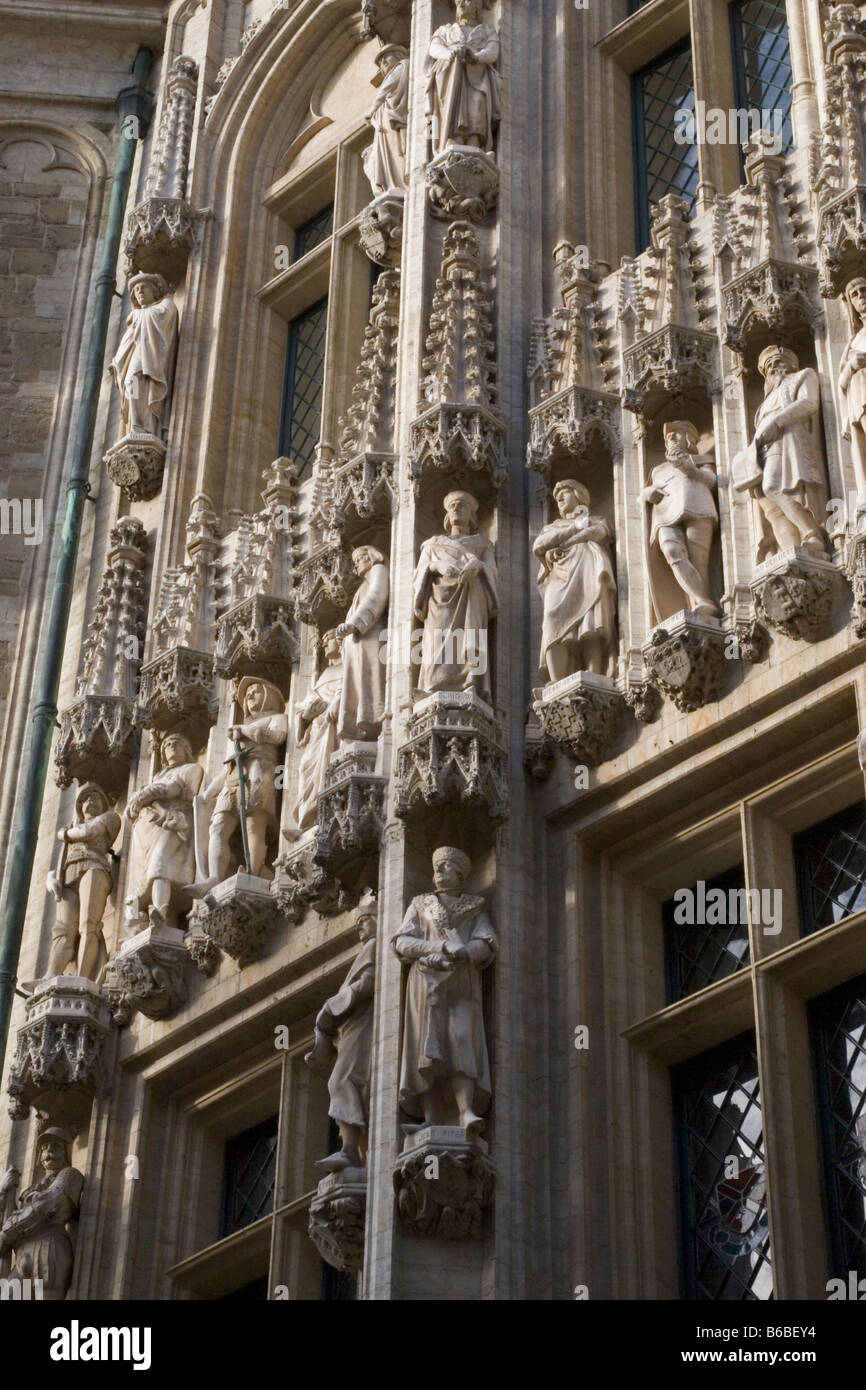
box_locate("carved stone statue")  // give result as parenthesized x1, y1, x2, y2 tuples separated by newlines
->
(363, 44, 410, 196)
(840, 277, 866, 524)
(534, 479, 617, 682)
(305, 894, 378, 1171)
(413, 490, 498, 703)
(0, 1128, 84, 1301)
(45, 783, 120, 981)
(126, 732, 203, 930)
(196, 678, 288, 886)
(109, 272, 178, 438)
(292, 631, 344, 834)
(733, 346, 827, 559)
(425, 0, 501, 157)
(642, 420, 720, 622)
(336, 546, 389, 742)
(392, 846, 497, 1137)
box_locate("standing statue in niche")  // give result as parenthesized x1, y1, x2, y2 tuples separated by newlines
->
(45, 783, 120, 982)
(413, 490, 498, 703)
(126, 732, 203, 930)
(642, 420, 721, 623)
(363, 44, 410, 196)
(336, 546, 389, 742)
(291, 630, 344, 834)
(393, 846, 497, 1137)
(840, 277, 866, 526)
(425, 0, 501, 157)
(534, 479, 617, 682)
(0, 1128, 84, 1301)
(194, 678, 288, 887)
(305, 894, 378, 1172)
(109, 273, 178, 439)
(733, 346, 827, 560)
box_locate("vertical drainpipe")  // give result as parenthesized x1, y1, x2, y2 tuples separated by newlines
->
(0, 46, 154, 1076)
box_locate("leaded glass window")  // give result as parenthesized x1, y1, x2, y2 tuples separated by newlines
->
(673, 1035, 773, 1300)
(730, 0, 793, 166)
(664, 865, 750, 1002)
(632, 40, 698, 250)
(280, 297, 327, 476)
(795, 802, 866, 937)
(294, 204, 334, 261)
(221, 1117, 278, 1238)
(811, 977, 866, 1279)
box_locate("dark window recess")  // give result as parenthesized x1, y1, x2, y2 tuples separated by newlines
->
(294, 204, 334, 261)
(279, 297, 327, 477)
(730, 0, 793, 173)
(673, 1034, 773, 1300)
(221, 1117, 278, 1239)
(219, 1276, 270, 1301)
(795, 801, 866, 937)
(664, 864, 750, 1002)
(632, 39, 698, 250)
(811, 976, 866, 1280)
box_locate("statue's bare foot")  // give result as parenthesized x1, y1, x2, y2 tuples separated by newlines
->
(315, 1149, 354, 1173)
(186, 878, 218, 900)
(461, 1111, 484, 1139)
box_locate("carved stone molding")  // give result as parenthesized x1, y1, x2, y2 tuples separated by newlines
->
(624, 680, 661, 724)
(313, 745, 387, 871)
(103, 927, 188, 1026)
(103, 434, 166, 501)
(527, 385, 621, 478)
(723, 259, 822, 352)
(409, 403, 506, 492)
(524, 707, 555, 781)
(393, 1127, 495, 1240)
(188, 873, 277, 968)
(816, 187, 866, 298)
(308, 1169, 367, 1272)
(395, 692, 509, 822)
(213, 594, 297, 691)
(272, 841, 358, 925)
(7, 979, 112, 1122)
(358, 191, 404, 265)
(846, 528, 866, 638)
(55, 694, 138, 794)
(733, 619, 769, 664)
(185, 923, 221, 977)
(296, 543, 359, 630)
(751, 548, 838, 640)
(622, 325, 720, 417)
(810, 5, 866, 295)
(330, 453, 397, 532)
(426, 146, 499, 221)
(532, 673, 625, 767)
(643, 613, 727, 713)
(123, 198, 205, 283)
(136, 646, 216, 745)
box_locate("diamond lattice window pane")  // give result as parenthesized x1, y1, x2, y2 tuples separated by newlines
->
(294, 204, 334, 261)
(281, 297, 328, 476)
(732, 0, 793, 155)
(221, 1117, 278, 1238)
(633, 42, 699, 249)
(795, 802, 866, 936)
(664, 865, 751, 1002)
(674, 1036, 773, 1300)
(811, 977, 866, 1278)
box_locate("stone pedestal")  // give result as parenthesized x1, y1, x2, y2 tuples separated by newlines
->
(358, 192, 404, 266)
(426, 146, 499, 221)
(396, 691, 508, 822)
(393, 1125, 495, 1240)
(751, 547, 838, 641)
(643, 611, 727, 713)
(307, 1168, 367, 1273)
(532, 671, 625, 766)
(103, 433, 166, 501)
(188, 872, 277, 968)
(7, 978, 112, 1123)
(103, 926, 188, 1026)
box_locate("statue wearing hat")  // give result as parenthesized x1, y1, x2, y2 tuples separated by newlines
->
(412, 490, 498, 703)
(534, 479, 617, 683)
(194, 678, 288, 888)
(110, 272, 178, 439)
(305, 893, 378, 1172)
(392, 847, 497, 1137)
(45, 783, 120, 981)
(363, 44, 410, 196)
(840, 278, 866, 524)
(641, 420, 720, 623)
(0, 1128, 84, 1301)
(126, 732, 203, 931)
(733, 346, 827, 560)
(426, 0, 501, 158)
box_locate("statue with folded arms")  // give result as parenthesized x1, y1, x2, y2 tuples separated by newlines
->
(534, 479, 617, 682)
(0, 1128, 83, 1301)
(425, 0, 502, 157)
(110, 272, 178, 439)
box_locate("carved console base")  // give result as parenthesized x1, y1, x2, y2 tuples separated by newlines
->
(7, 978, 112, 1123)
(188, 873, 277, 967)
(103, 434, 166, 501)
(358, 192, 404, 266)
(314, 743, 387, 871)
(751, 548, 837, 641)
(643, 612, 727, 713)
(272, 841, 357, 925)
(396, 691, 509, 822)
(103, 926, 188, 1026)
(426, 146, 499, 221)
(532, 672, 625, 766)
(393, 1126, 495, 1240)
(308, 1168, 367, 1273)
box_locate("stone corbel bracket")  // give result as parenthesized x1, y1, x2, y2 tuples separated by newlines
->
(532, 674, 626, 767)
(104, 435, 167, 502)
(643, 614, 727, 714)
(308, 1169, 367, 1272)
(136, 646, 217, 749)
(272, 841, 359, 926)
(395, 692, 509, 823)
(622, 325, 720, 418)
(313, 746, 387, 873)
(409, 403, 507, 494)
(54, 694, 139, 795)
(358, 192, 404, 266)
(426, 146, 499, 222)
(188, 873, 278, 968)
(751, 547, 839, 641)
(213, 593, 297, 692)
(103, 928, 188, 1026)
(527, 385, 621, 479)
(7, 979, 112, 1122)
(393, 1126, 495, 1240)
(722, 260, 822, 354)
(295, 543, 360, 631)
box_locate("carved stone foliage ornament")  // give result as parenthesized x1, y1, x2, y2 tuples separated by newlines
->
(7, 980, 112, 1123)
(427, 146, 499, 221)
(527, 386, 621, 479)
(723, 260, 821, 353)
(643, 615, 727, 714)
(308, 1173, 367, 1272)
(532, 675, 625, 768)
(272, 841, 358, 926)
(187, 874, 277, 969)
(622, 326, 720, 418)
(314, 747, 387, 872)
(847, 528, 866, 638)
(809, 5, 866, 296)
(396, 693, 509, 823)
(393, 1129, 495, 1239)
(296, 543, 360, 630)
(751, 549, 838, 641)
(103, 929, 188, 1026)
